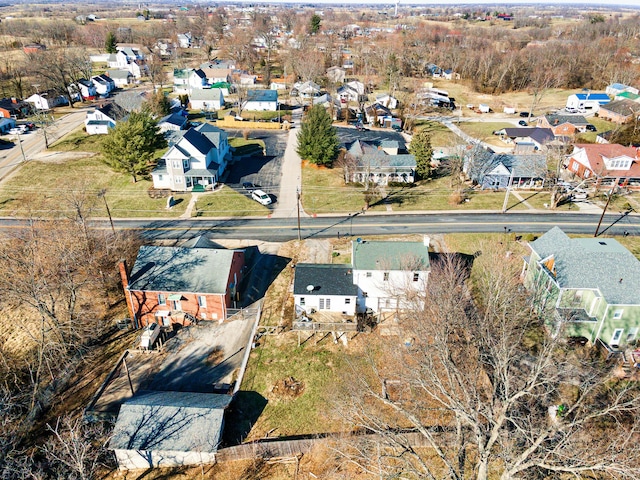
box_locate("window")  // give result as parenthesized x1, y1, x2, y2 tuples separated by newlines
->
(626, 328, 638, 344)
(366, 272, 372, 278)
(171, 300, 182, 311)
(172, 160, 180, 169)
(611, 328, 624, 346)
(200, 313, 207, 319)
(345, 298, 351, 304)
(383, 272, 389, 281)
(158, 174, 163, 181)
(176, 176, 183, 184)
(413, 273, 420, 282)
(197, 295, 207, 308)
(158, 293, 166, 305)
(613, 309, 624, 320)
(319, 298, 331, 310)
(300, 297, 305, 306)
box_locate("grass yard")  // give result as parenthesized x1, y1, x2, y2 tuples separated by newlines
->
(457, 121, 515, 143)
(517, 190, 578, 211)
(49, 127, 105, 152)
(0, 157, 190, 217)
(302, 162, 367, 214)
(229, 137, 266, 157)
(575, 117, 617, 143)
(193, 186, 270, 217)
(413, 120, 458, 146)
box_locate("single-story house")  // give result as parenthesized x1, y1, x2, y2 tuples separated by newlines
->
(158, 112, 188, 132)
(0, 117, 16, 133)
(565, 92, 610, 112)
(565, 143, 640, 187)
(107, 69, 134, 87)
(496, 127, 555, 151)
(0, 98, 31, 118)
(522, 227, 640, 349)
(596, 99, 640, 125)
(189, 88, 225, 111)
(326, 66, 346, 84)
(120, 241, 244, 327)
(536, 114, 590, 136)
(464, 147, 547, 189)
(25, 92, 68, 111)
(291, 81, 321, 98)
(345, 139, 416, 185)
(243, 89, 278, 111)
(110, 391, 231, 469)
(293, 264, 359, 316)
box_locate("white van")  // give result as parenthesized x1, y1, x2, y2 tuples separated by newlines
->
(252, 189, 272, 205)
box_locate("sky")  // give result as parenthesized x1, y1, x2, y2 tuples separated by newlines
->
(241, 0, 640, 6)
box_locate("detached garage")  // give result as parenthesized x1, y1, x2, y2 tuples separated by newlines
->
(110, 391, 231, 469)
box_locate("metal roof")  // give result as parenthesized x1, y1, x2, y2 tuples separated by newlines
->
(352, 241, 430, 271)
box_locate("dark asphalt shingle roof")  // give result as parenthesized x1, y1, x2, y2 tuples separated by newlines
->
(127, 245, 240, 294)
(246, 89, 278, 102)
(293, 264, 358, 296)
(502, 127, 554, 145)
(530, 227, 640, 305)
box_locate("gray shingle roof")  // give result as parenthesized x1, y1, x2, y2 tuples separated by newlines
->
(127, 245, 240, 295)
(502, 127, 554, 145)
(246, 89, 278, 102)
(293, 264, 358, 296)
(465, 148, 547, 181)
(109, 391, 231, 453)
(529, 227, 640, 305)
(544, 114, 589, 126)
(352, 241, 430, 271)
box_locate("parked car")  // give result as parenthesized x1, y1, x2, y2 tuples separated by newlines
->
(565, 107, 578, 113)
(242, 182, 259, 191)
(391, 125, 403, 132)
(585, 124, 597, 132)
(356, 123, 367, 131)
(251, 189, 272, 205)
(519, 111, 530, 117)
(518, 120, 528, 126)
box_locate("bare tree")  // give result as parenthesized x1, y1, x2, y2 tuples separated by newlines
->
(335, 249, 640, 480)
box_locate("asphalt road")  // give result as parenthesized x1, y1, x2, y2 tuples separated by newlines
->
(0, 211, 628, 242)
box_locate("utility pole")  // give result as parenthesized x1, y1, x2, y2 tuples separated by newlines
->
(296, 187, 301, 241)
(16, 131, 26, 163)
(501, 167, 515, 213)
(99, 189, 115, 234)
(594, 187, 614, 237)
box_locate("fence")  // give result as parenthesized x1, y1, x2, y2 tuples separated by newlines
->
(292, 321, 358, 332)
(216, 117, 284, 130)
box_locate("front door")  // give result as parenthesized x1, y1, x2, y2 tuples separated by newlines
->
(172, 300, 182, 311)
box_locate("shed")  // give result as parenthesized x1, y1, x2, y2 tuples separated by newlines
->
(110, 391, 232, 469)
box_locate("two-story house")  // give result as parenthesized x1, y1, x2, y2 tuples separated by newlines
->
(243, 90, 278, 111)
(69, 79, 97, 101)
(151, 123, 231, 192)
(119, 240, 245, 328)
(522, 227, 640, 350)
(91, 74, 116, 96)
(565, 143, 640, 187)
(84, 103, 127, 135)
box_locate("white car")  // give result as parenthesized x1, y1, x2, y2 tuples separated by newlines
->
(251, 189, 272, 206)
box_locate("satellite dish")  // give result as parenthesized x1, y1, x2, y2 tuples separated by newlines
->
(306, 285, 314, 292)
(356, 237, 362, 243)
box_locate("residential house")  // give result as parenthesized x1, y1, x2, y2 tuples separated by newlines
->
(464, 148, 547, 189)
(522, 227, 640, 349)
(238, 73, 257, 86)
(442, 69, 460, 80)
(565, 92, 610, 113)
(107, 69, 134, 87)
(0, 98, 30, 118)
(596, 99, 640, 124)
(291, 81, 321, 99)
(188, 88, 225, 111)
(158, 112, 188, 133)
(187, 69, 208, 91)
(25, 92, 68, 110)
(537, 114, 590, 136)
(84, 103, 127, 135)
(151, 123, 231, 192)
(200, 59, 236, 70)
(565, 143, 640, 187)
(375, 93, 398, 109)
(0, 117, 16, 133)
(119, 241, 244, 327)
(605, 83, 639, 97)
(496, 127, 555, 152)
(337, 81, 365, 103)
(345, 139, 416, 185)
(364, 103, 392, 125)
(177, 32, 192, 48)
(243, 89, 278, 111)
(270, 80, 288, 91)
(352, 239, 430, 314)
(202, 68, 232, 85)
(110, 391, 231, 469)
(113, 90, 147, 113)
(91, 74, 116, 96)
(69, 79, 97, 101)
(326, 66, 346, 84)
(107, 50, 144, 79)
(293, 264, 358, 316)
(116, 44, 145, 62)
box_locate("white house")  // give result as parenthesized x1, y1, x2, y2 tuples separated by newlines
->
(293, 264, 358, 316)
(243, 90, 278, 111)
(177, 32, 192, 48)
(238, 73, 257, 86)
(107, 69, 134, 87)
(351, 239, 430, 314)
(375, 93, 398, 109)
(173, 68, 191, 94)
(110, 391, 231, 469)
(84, 104, 126, 135)
(292, 81, 321, 98)
(189, 88, 225, 111)
(152, 123, 231, 191)
(202, 68, 232, 85)
(605, 83, 639, 96)
(566, 93, 610, 113)
(326, 66, 346, 84)
(158, 112, 188, 133)
(91, 74, 116, 96)
(187, 69, 208, 90)
(25, 93, 67, 111)
(69, 79, 97, 101)
(270, 81, 288, 91)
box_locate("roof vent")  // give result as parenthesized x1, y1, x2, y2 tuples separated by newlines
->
(306, 284, 315, 292)
(599, 241, 607, 245)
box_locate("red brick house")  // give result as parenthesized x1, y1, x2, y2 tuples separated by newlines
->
(566, 143, 640, 188)
(537, 114, 589, 137)
(120, 242, 245, 328)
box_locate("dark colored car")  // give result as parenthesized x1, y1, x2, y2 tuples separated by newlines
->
(242, 182, 259, 191)
(518, 120, 528, 126)
(585, 124, 597, 132)
(519, 111, 530, 117)
(356, 124, 368, 131)
(391, 125, 403, 132)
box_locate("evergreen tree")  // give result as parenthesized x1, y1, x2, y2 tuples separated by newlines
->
(309, 14, 322, 34)
(409, 128, 433, 180)
(105, 32, 117, 54)
(101, 112, 166, 183)
(296, 105, 339, 166)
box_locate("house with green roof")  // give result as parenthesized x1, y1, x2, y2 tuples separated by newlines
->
(522, 227, 640, 349)
(352, 238, 430, 313)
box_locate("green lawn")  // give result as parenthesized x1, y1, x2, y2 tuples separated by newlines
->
(193, 186, 270, 217)
(48, 127, 105, 153)
(458, 121, 515, 143)
(413, 120, 458, 146)
(0, 157, 189, 218)
(229, 137, 266, 157)
(575, 117, 617, 143)
(517, 190, 578, 211)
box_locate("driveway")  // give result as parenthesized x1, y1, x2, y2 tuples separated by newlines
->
(225, 130, 288, 207)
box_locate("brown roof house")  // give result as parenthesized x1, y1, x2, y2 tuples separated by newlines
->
(120, 238, 245, 328)
(566, 143, 640, 188)
(597, 99, 640, 125)
(537, 114, 590, 136)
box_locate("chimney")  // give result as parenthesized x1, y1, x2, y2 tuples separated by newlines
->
(118, 259, 136, 323)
